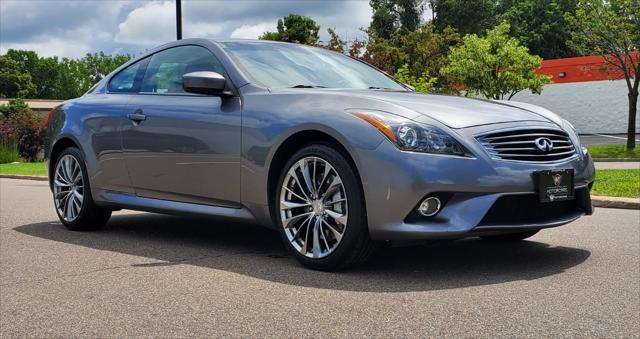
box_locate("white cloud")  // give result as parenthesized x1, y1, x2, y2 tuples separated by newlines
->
(1, 0, 435, 58)
(115, 1, 225, 45)
(314, 2, 372, 42)
(1, 0, 133, 57)
(0, 36, 92, 59)
(115, 1, 175, 45)
(230, 23, 277, 39)
(184, 22, 224, 39)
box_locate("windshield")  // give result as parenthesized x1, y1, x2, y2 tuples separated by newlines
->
(221, 41, 406, 90)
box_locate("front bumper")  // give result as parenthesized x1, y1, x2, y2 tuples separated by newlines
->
(357, 124, 595, 241)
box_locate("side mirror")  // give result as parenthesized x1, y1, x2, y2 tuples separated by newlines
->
(182, 71, 227, 95)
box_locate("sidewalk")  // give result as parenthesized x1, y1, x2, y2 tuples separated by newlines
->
(594, 161, 639, 170)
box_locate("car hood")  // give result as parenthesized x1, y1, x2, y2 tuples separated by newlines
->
(345, 91, 553, 128)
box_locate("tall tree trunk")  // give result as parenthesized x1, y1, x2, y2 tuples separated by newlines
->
(628, 90, 638, 150)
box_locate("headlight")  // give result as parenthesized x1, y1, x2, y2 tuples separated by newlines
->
(561, 118, 582, 147)
(351, 110, 470, 156)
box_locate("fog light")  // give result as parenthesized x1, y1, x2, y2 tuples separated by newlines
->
(418, 197, 441, 217)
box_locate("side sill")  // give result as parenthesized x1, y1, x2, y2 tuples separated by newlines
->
(96, 190, 256, 222)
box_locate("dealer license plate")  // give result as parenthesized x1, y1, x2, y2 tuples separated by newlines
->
(535, 169, 575, 203)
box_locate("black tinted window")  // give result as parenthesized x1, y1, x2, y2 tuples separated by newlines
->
(141, 45, 225, 94)
(109, 61, 141, 92)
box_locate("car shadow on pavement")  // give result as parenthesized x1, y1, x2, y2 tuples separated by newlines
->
(15, 213, 591, 293)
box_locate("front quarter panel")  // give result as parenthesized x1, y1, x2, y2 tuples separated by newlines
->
(45, 94, 133, 194)
(239, 90, 392, 225)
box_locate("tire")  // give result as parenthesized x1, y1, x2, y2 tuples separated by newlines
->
(480, 230, 539, 242)
(52, 147, 111, 231)
(274, 144, 375, 271)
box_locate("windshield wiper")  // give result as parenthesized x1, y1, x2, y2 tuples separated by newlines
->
(291, 84, 327, 88)
(368, 86, 393, 90)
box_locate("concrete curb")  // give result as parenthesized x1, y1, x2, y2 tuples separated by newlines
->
(592, 196, 640, 210)
(0, 174, 48, 181)
(1, 175, 638, 210)
(593, 158, 639, 162)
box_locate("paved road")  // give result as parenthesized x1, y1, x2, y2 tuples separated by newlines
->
(1, 178, 638, 337)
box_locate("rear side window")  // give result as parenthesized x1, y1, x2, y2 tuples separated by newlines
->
(140, 45, 225, 94)
(108, 61, 142, 92)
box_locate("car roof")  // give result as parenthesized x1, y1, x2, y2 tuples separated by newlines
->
(160, 38, 294, 46)
(209, 38, 289, 44)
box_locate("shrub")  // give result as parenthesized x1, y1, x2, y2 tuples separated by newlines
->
(16, 123, 43, 162)
(0, 140, 19, 164)
(0, 99, 44, 162)
(0, 98, 35, 120)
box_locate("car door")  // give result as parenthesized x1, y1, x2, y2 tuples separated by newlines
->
(121, 45, 242, 207)
(81, 58, 145, 194)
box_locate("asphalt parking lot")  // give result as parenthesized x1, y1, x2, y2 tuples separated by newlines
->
(1, 178, 638, 337)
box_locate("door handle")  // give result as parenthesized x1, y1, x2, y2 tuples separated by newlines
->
(127, 110, 146, 122)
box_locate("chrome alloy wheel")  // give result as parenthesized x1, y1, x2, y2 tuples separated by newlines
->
(53, 154, 84, 222)
(280, 156, 348, 259)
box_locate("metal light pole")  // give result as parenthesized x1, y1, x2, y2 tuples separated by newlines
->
(176, 0, 182, 40)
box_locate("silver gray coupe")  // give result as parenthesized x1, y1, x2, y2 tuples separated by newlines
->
(44, 39, 595, 270)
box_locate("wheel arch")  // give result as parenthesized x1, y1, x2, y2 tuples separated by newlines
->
(48, 137, 81, 190)
(266, 129, 366, 226)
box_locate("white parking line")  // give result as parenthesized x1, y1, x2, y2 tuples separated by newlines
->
(593, 133, 640, 142)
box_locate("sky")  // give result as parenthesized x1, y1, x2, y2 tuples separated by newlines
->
(0, 0, 431, 59)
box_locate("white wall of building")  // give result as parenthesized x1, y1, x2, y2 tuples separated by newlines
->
(511, 79, 638, 134)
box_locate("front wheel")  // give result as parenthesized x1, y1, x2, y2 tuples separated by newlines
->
(275, 144, 375, 271)
(52, 147, 111, 231)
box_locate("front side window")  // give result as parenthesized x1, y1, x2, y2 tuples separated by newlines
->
(109, 61, 142, 92)
(141, 45, 225, 94)
(221, 42, 406, 90)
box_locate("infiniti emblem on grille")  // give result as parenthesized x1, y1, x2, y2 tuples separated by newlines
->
(534, 137, 554, 152)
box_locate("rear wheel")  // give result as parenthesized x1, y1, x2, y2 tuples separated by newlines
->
(52, 147, 111, 231)
(275, 144, 375, 270)
(480, 230, 539, 242)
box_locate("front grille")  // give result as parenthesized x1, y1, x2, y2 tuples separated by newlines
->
(478, 189, 588, 227)
(477, 128, 577, 162)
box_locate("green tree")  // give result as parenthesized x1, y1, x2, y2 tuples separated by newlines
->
(361, 33, 404, 74)
(76, 52, 132, 93)
(4, 50, 39, 75)
(5, 50, 63, 99)
(370, 0, 426, 38)
(348, 39, 367, 58)
(260, 14, 320, 45)
(430, 0, 497, 35)
(0, 56, 36, 98)
(57, 58, 85, 99)
(371, 5, 397, 39)
(441, 22, 552, 100)
(260, 32, 281, 41)
(498, 0, 578, 59)
(395, 64, 437, 92)
(566, 0, 640, 150)
(325, 28, 345, 53)
(360, 24, 460, 92)
(3, 50, 131, 100)
(33, 56, 63, 99)
(396, 24, 461, 91)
